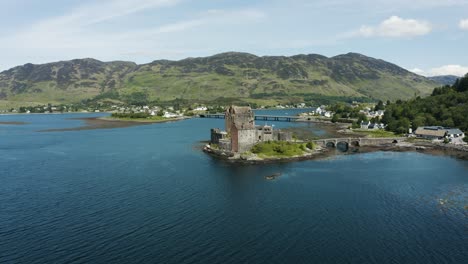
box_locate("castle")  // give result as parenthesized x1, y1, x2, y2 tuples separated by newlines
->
(210, 106, 292, 153)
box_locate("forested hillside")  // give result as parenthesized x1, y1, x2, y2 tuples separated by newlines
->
(382, 74, 468, 133)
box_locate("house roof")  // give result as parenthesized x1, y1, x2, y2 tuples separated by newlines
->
(446, 128, 463, 135)
(414, 127, 446, 137)
(415, 126, 464, 137)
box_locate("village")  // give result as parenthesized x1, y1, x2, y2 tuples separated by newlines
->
(3, 100, 466, 146)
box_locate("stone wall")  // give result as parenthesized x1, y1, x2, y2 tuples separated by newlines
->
(256, 126, 274, 142)
(275, 131, 292, 141)
(210, 128, 227, 144)
(237, 129, 257, 153)
(219, 139, 231, 151)
(225, 106, 254, 134)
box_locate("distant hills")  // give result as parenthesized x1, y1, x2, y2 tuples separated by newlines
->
(0, 52, 438, 107)
(427, 75, 459, 86)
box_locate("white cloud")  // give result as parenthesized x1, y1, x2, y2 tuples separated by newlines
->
(354, 16, 432, 38)
(304, 0, 468, 10)
(459, 18, 468, 30)
(31, 0, 181, 31)
(0, 1, 268, 70)
(155, 20, 206, 34)
(2, 0, 183, 49)
(428, 65, 468, 76)
(409, 68, 426, 76)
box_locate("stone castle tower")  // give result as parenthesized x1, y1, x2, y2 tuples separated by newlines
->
(225, 106, 256, 153)
(225, 106, 255, 133)
(209, 105, 292, 154)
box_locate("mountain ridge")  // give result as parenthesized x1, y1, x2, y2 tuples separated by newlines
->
(0, 52, 438, 106)
(427, 75, 459, 86)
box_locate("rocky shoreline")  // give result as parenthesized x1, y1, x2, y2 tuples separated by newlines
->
(203, 141, 468, 164)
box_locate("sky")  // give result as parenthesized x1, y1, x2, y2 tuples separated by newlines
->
(0, 0, 467, 76)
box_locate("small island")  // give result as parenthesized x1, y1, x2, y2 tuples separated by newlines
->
(203, 105, 323, 162)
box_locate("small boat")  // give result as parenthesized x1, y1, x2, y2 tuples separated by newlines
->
(265, 172, 282, 180)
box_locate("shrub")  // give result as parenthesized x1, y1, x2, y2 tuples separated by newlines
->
(306, 142, 316, 149)
(111, 112, 150, 119)
(251, 141, 306, 157)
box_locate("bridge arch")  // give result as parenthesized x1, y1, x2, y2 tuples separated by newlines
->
(337, 141, 349, 152)
(326, 142, 336, 148)
(351, 140, 360, 147)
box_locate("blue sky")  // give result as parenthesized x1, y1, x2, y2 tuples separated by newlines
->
(1, 0, 467, 76)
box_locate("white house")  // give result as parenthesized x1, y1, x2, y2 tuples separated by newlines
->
(163, 111, 180, 118)
(194, 106, 208, 111)
(360, 121, 371, 129)
(414, 126, 447, 140)
(316, 106, 326, 115)
(446, 128, 464, 138)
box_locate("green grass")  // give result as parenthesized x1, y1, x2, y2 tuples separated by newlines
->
(251, 141, 313, 158)
(353, 129, 399, 138)
(108, 112, 171, 122)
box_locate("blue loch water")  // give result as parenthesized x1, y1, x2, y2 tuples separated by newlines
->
(0, 112, 467, 263)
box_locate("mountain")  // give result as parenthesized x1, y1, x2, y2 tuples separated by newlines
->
(427, 75, 459, 86)
(0, 52, 438, 106)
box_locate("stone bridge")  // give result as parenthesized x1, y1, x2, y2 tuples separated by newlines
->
(312, 137, 406, 149)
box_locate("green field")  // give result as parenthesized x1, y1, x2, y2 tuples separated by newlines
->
(352, 129, 399, 138)
(251, 141, 316, 158)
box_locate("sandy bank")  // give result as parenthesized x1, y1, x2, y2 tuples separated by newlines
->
(38, 116, 189, 132)
(0, 121, 29, 125)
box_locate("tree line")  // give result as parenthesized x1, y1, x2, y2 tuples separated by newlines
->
(382, 74, 468, 134)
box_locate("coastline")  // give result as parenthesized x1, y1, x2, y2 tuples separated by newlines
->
(203, 141, 468, 164)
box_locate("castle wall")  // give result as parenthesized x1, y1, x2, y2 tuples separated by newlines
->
(256, 126, 274, 142)
(218, 139, 231, 151)
(262, 132, 274, 141)
(210, 128, 227, 144)
(231, 126, 239, 152)
(225, 112, 233, 134)
(237, 129, 257, 153)
(275, 131, 292, 141)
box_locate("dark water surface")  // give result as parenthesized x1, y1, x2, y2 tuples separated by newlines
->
(1, 113, 467, 263)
